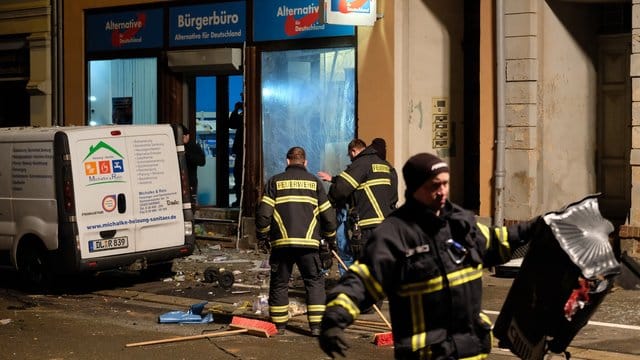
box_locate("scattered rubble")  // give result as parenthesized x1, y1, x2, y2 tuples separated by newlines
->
(163, 241, 341, 319)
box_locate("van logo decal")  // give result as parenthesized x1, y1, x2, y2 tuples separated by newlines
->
(83, 141, 124, 161)
(83, 141, 126, 185)
(102, 195, 117, 212)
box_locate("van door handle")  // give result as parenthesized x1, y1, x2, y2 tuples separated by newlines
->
(100, 230, 116, 239)
(118, 193, 126, 213)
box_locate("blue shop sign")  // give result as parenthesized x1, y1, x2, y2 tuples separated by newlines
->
(86, 9, 164, 52)
(169, 2, 246, 47)
(254, 0, 354, 41)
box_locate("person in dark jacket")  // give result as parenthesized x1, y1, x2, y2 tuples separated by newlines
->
(256, 146, 337, 336)
(229, 96, 244, 206)
(323, 138, 398, 261)
(318, 137, 393, 275)
(179, 124, 205, 208)
(319, 153, 540, 359)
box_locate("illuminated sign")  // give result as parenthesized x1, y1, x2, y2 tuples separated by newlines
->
(322, 0, 377, 26)
(254, 0, 354, 41)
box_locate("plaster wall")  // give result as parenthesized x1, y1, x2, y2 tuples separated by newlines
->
(538, 2, 598, 213)
(392, 0, 465, 204)
(357, 0, 394, 164)
(504, 1, 598, 219)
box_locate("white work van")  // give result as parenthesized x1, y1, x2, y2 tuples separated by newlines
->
(0, 124, 195, 288)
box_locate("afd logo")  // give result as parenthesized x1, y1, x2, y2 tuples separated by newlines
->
(277, 4, 324, 36)
(336, 0, 370, 14)
(105, 12, 147, 47)
(83, 141, 126, 185)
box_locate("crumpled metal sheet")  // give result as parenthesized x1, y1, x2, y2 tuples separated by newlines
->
(542, 195, 620, 280)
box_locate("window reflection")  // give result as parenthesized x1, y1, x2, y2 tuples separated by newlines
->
(261, 47, 355, 183)
(87, 58, 157, 126)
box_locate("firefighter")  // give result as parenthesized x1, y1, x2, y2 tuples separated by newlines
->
(318, 153, 540, 359)
(256, 146, 337, 336)
(320, 138, 398, 261)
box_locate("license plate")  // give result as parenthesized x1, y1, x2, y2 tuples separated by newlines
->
(89, 236, 128, 252)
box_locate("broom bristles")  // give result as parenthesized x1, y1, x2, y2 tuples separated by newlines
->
(374, 331, 394, 347)
(230, 316, 278, 337)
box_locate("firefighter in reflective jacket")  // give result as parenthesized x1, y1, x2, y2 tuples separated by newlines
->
(319, 153, 540, 359)
(256, 146, 337, 336)
(327, 138, 398, 260)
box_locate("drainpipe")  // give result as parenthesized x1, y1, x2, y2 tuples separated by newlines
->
(494, 0, 506, 227)
(52, 0, 64, 126)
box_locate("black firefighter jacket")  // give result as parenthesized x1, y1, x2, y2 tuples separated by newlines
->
(328, 146, 398, 229)
(323, 198, 535, 359)
(256, 164, 337, 249)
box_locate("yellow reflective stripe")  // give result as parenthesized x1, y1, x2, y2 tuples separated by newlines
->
(359, 178, 391, 187)
(269, 303, 289, 324)
(257, 226, 270, 234)
(351, 262, 385, 300)
(270, 305, 288, 312)
(476, 223, 491, 249)
(399, 265, 483, 296)
(356, 178, 390, 220)
(306, 207, 320, 239)
(363, 186, 385, 219)
(411, 332, 427, 353)
(327, 293, 360, 319)
(460, 354, 489, 360)
(271, 238, 321, 247)
(318, 200, 332, 212)
(359, 217, 384, 227)
(494, 226, 509, 247)
(410, 294, 426, 352)
(447, 265, 483, 287)
(273, 210, 287, 238)
(275, 195, 318, 206)
(261, 196, 275, 207)
(308, 315, 323, 323)
(479, 311, 494, 352)
(399, 276, 444, 296)
(307, 304, 326, 312)
(338, 171, 359, 188)
(323, 230, 337, 238)
(271, 315, 289, 323)
(479, 311, 492, 325)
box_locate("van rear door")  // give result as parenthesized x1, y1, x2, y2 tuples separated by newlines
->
(67, 125, 185, 259)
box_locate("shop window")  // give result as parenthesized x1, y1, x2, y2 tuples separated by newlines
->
(261, 47, 355, 181)
(87, 58, 157, 125)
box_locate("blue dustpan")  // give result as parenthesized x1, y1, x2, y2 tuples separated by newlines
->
(158, 302, 214, 324)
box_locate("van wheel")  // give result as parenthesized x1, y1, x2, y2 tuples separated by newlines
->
(18, 245, 52, 293)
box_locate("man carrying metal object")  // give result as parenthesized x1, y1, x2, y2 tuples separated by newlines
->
(319, 153, 540, 359)
(256, 146, 337, 336)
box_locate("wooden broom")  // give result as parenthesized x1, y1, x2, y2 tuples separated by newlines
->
(125, 316, 278, 347)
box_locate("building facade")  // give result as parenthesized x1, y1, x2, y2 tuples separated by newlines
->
(0, 0, 58, 127)
(53, 0, 640, 263)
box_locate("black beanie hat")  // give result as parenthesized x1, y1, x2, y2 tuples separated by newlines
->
(402, 153, 449, 195)
(370, 138, 387, 161)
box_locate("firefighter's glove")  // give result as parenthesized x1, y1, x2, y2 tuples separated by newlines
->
(325, 237, 337, 253)
(257, 238, 271, 254)
(319, 241, 334, 270)
(349, 237, 364, 259)
(318, 326, 349, 358)
(508, 216, 543, 250)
